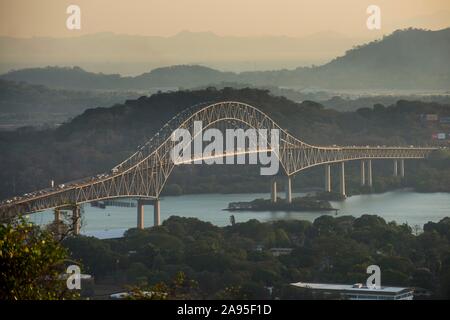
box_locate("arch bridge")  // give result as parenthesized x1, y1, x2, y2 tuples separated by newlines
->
(0, 101, 438, 232)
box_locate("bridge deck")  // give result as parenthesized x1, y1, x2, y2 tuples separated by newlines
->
(0, 101, 440, 221)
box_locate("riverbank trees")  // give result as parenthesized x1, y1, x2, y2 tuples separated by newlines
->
(64, 214, 450, 299)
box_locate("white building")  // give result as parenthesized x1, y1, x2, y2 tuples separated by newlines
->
(291, 282, 414, 300)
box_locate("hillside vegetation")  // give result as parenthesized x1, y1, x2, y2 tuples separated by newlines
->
(0, 87, 449, 200)
(0, 80, 139, 129)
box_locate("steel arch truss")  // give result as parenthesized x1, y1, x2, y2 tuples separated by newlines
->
(0, 101, 438, 221)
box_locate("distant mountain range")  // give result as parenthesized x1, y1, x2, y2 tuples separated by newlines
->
(0, 30, 363, 75)
(1, 28, 449, 90)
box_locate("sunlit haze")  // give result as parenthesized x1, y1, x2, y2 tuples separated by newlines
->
(0, 0, 449, 38)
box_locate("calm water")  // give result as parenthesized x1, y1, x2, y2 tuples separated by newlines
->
(29, 190, 450, 239)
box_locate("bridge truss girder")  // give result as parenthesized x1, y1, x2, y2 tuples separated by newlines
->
(0, 101, 437, 221)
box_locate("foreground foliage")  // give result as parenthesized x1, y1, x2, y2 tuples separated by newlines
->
(65, 215, 450, 299)
(0, 218, 78, 300)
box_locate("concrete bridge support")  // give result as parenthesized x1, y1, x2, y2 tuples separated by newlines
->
(72, 206, 80, 236)
(54, 208, 62, 236)
(154, 199, 160, 227)
(325, 165, 331, 192)
(271, 179, 277, 203)
(367, 160, 373, 187)
(137, 199, 161, 229)
(137, 200, 144, 229)
(393, 160, 398, 176)
(54, 208, 61, 224)
(360, 160, 365, 186)
(285, 176, 292, 203)
(400, 159, 405, 178)
(339, 162, 346, 197)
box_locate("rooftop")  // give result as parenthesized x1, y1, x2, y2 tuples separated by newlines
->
(291, 282, 412, 295)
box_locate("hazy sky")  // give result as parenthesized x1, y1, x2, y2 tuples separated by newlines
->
(0, 0, 449, 38)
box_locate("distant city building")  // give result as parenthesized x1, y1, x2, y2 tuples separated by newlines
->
(254, 244, 264, 252)
(110, 291, 165, 300)
(432, 133, 448, 140)
(269, 248, 293, 256)
(425, 114, 439, 121)
(439, 116, 450, 124)
(291, 282, 414, 300)
(110, 292, 130, 300)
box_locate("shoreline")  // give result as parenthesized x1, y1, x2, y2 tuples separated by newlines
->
(28, 190, 450, 240)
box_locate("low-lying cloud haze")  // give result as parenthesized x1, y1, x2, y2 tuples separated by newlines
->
(0, 0, 449, 74)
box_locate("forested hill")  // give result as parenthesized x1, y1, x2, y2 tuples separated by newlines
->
(0, 80, 140, 129)
(240, 28, 450, 88)
(306, 28, 450, 88)
(2, 28, 449, 90)
(59, 87, 449, 149)
(0, 65, 234, 90)
(1, 87, 449, 199)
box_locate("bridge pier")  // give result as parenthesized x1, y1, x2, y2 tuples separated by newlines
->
(360, 160, 365, 186)
(137, 199, 161, 229)
(400, 159, 405, 178)
(285, 176, 292, 204)
(339, 162, 346, 197)
(271, 178, 277, 203)
(325, 165, 331, 192)
(393, 160, 398, 176)
(53, 208, 63, 236)
(72, 206, 80, 236)
(154, 199, 160, 227)
(54, 208, 61, 224)
(137, 200, 144, 229)
(367, 160, 373, 187)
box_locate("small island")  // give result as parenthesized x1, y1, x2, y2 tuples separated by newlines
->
(225, 194, 339, 212)
(313, 191, 347, 201)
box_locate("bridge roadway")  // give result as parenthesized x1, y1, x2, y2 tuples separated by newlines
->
(0, 101, 439, 231)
